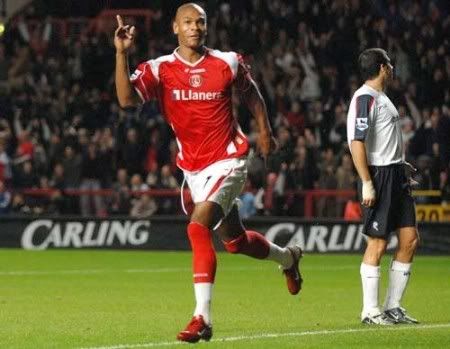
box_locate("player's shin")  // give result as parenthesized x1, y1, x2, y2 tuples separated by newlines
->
(360, 263, 381, 316)
(222, 230, 293, 268)
(187, 222, 216, 324)
(384, 260, 412, 310)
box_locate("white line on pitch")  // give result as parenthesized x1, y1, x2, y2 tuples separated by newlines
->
(0, 265, 357, 276)
(78, 323, 450, 349)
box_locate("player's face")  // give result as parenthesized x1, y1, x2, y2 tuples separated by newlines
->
(173, 6, 207, 49)
(382, 55, 394, 82)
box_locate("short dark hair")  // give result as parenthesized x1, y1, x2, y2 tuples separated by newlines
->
(358, 48, 389, 81)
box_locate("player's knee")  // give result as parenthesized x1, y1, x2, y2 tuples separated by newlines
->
(222, 233, 246, 254)
(410, 233, 419, 251)
(402, 233, 419, 253)
(187, 222, 214, 251)
(190, 202, 223, 230)
(367, 238, 387, 258)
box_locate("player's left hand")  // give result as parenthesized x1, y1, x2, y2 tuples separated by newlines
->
(404, 161, 417, 174)
(403, 161, 419, 186)
(257, 133, 277, 163)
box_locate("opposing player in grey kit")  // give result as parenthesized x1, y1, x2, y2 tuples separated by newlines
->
(347, 48, 420, 325)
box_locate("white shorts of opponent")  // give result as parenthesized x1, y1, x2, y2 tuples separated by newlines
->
(182, 157, 247, 221)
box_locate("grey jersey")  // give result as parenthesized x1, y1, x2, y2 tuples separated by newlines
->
(347, 84, 404, 166)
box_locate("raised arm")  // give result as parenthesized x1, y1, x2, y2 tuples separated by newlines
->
(114, 15, 141, 108)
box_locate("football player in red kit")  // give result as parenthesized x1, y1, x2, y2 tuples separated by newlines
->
(115, 3, 303, 343)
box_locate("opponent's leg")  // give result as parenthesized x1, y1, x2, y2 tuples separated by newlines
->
(360, 237, 394, 325)
(216, 205, 303, 295)
(384, 226, 419, 324)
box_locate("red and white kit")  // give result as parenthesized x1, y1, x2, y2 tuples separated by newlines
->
(130, 48, 252, 215)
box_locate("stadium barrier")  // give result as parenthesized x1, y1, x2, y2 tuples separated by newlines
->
(0, 216, 448, 254)
(15, 188, 450, 221)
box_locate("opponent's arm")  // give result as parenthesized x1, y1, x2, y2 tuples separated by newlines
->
(348, 94, 376, 207)
(351, 140, 375, 207)
(114, 15, 141, 108)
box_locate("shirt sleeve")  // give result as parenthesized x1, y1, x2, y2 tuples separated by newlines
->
(352, 94, 375, 141)
(130, 61, 158, 103)
(234, 54, 254, 92)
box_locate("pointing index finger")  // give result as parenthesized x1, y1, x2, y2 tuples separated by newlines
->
(116, 15, 124, 27)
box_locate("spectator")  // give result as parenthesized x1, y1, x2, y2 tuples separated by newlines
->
(118, 128, 145, 176)
(336, 153, 357, 215)
(79, 143, 106, 216)
(110, 168, 131, 215)
(130, 192, 157, 218)
(316, 164, 338, 217)
(0, 142, 12, 184)
(10, 193, 31, 215)
(239, 181, 257, 219)
(284, 100, 305, 137)
(289, 138, 319, 190)
(0, 180, 11, 214)
(49, 162, 68, 213)
(0, 0, 447, 216)
(62, 145, 82, 189)
(157, 164, 179, 214)
(129, 173, 157, 218)
(268, 126, 294, 172)
(14, 160, 38, 189)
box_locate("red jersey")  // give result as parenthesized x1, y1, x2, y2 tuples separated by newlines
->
(130, 48, 251, 172)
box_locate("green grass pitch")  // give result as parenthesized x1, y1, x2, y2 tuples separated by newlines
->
(0, 249, 449, 348)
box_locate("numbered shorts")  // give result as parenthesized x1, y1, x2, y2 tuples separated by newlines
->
(357, 164, 416, 239)
(184, 157, 247, 217)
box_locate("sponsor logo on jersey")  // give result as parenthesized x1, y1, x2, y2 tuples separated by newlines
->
(172, 89, 223, 101)
(189, 74, 203, 87)
(356, 117, 369, 131)
(184, 68, 206, 74)
(190, 68, 206, 74)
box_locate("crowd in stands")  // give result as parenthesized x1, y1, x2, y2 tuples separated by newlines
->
(0, 0, 449, 218)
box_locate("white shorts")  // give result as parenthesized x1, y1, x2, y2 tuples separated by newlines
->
(183, 157, 247, 217)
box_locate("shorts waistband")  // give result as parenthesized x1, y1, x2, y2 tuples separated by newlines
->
(368, 163, 403, 169)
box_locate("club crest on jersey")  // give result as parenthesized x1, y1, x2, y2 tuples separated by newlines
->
(189, 74, 203, 88)
(391, 114, 400, 124)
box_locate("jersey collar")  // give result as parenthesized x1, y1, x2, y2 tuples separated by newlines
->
(363, 83, 383, 95)
(173, 46, 208, 67)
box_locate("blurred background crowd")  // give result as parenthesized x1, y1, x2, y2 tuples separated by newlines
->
(0, 0, 449, 218)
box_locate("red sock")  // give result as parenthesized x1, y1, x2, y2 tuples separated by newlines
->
(187, 222, 217, 283)
(223, 230, 270, 259)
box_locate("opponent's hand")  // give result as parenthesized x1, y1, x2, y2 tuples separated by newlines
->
(114, 15, 136, 54)
(404, 161, 417, 174)
(362, 180, 376, 207)
(403, 161, 419, 186)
